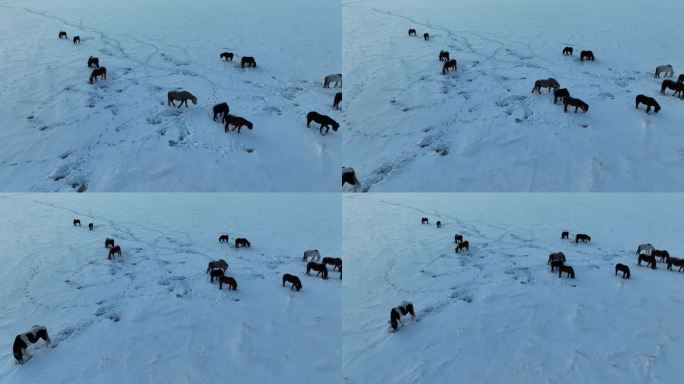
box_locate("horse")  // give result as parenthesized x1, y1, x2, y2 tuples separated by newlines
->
(282, 274, 302, 291)
(439, 50, 450, 62)
(167, 90, 197, 108)
(548, 252, 566, 265)
(303, 249, 321, 262)
(636, 243, 654, 255)
(638, 253, 657, 269)
(564, 97, 589, 113)
(667, 257, 684, 272)
(333, 92, 342, 109)
(219, 52, 234, 61)
(455, 241, 470, 253)
(652, 250, 670, 262)
(442, 59, 457, 75)
(342, 167, 360, 187)
(562, 47, 573, 56)
(87, 56, 99, 68)
(59, 31, 68, 39)
(88, 223, 94, 231)
(550, 259, 564, 272)
(13, 326, 51, 363)
(218, 234, 229, 243)
(580, 51, 595, 61)
(73, 36, 80, 45)
(635, 95, 661, 113)
(322, 257, 342, 271)
(575, 234, 591, 243)
(408, 29, 417, 36)
(213, 102, 230, 122)
(104, 238, 115, 248)
(224, 115, 253, 133)
(210, 268, 224, 283)
(306, 111, 339, 134)
(423, 33, 430, 41)
(241, 56, 256, 68)
(559, 265, 575, 278)
(73, 219, 81, 226)
(655, 65, 674, 78)
(306, 261, 328, 279)
(554, 88, 570, 104)
(532, 78, 560, 93)
(390, 302, 415, 331)
(89, 67, 106, 84)
(454, 234, 463, 243)
(421, 217, 429, 224)
(218, 276, 237, 290)
(207, 259, 228, 274)
(324, 74, 342, 88)
(615, 263, 630, 279)
(108, 245, 121, 259)
(661, 80, 684, 98)
(679, 74, 684, 84)
(235, 238, 251, 248)
(436, 221, 442, 228)
(561, 231, 569, 239)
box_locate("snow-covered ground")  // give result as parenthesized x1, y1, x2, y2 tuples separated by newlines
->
(0, 0, 340, 191)
(343, 0, 684, 192)
(0, 193, 341, 383)
(343, 193, 684, 383)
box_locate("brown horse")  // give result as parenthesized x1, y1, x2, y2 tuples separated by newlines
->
(580, 51, 595, 61)
(207, 259, 228, 274)
(564, 97, 589, 113)
(282, 274, 302, 291)
(661, 80, 684, 98)
(108, 245, 121, 259)
(306, 111, 339, 134)
(635, 95, 661, 113)
(322, 257, 342, 272)
(442, 59, 457, 75)
(224, 115, 253, 133)
(532, 78, 560, 93)
(213, 102, 230, 122)
(562, 47, 573, 56)
(455, 241, 470, 253)
(89, 67, 107, 84)
(241, 56, 256, 68)
(667, 257, 684, 272)
(105, 238, 115, 248)
(554, 88, 570, 104)
(220, 52, 234, 61)
(167, 90, 197, 108)
(548, 252, 566, 265)
(306, 261, 328, 279)
(218, 276, 238, 290)
(652, 250, 670, 262)
(550, 259, 564, 272)
(638, 253, 656, 269)
(615, 263, 630, 279)
(333, 92, 342, 109)
(210, 268, 224, 283)
(558, 265, 575, 278)
(87, 56, 99, 68)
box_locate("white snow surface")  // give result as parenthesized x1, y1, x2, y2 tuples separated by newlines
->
(343, 0, 684, 192)
(0, 0, 341, 192)
(343, 193, 684, 383)
(0, 193, 341, 383)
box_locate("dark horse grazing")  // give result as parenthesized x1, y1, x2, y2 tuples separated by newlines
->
(207, 259, 228, 274)
(235, 238, 251, 248)
(436, 221, 442, 228)
(390, 302, 415, 331)
(638, 253, 657, 269)
(322, 257, 342, 272)
(306, 261, 328, 279)
(241, 56, 256, 68)
(59, 31, 67, 39)
(220, 52, 234, 61)
(104, 238, 115, 248)
(661, 80, 684, 98)
(89, 67, 106, 84)
(87, 56, 99, 68)
(13, 326, 51, 363)
(635, 95, 661, 114)
(73, 219, 81, 226)
(564, 97, 589, 113)
(575, 234, 591, 243)
(306, 111, 339, 134)
(667, 257, 684, 272)
(532, 78, 560, 93)
(580, 50, 595, 61)
(442, 59, 457, 75)
(73, 36, 80, 44)
(213, 102, 230, 122)
(554, 88, 570, 104)
(550, 260, 564, 272)
(218, 276, 237, 290)
(210, 268, 224, 283)
(561, 231, 569, 239)
(454, 234, 463, 243)
(108, 245, 121, 259)
(548, 252, 566, 272)
(615, 263, 630, 279)
(218, 234, 229, 243)
(652, 249, 670, 262)
(224, 115, 253, 133)
(562, 47, 573, 56)
(88, 223, 94, 231)
(455, 241, 470, 253)
(559, 265, 575, 278)
(333, 92, 342, 109)
(439, 50, 450, 62)
(408, 29, 417, 36)
(421, 217, 429, 224)
(282, 273, 302, 291)
(423, 33, 430, 41)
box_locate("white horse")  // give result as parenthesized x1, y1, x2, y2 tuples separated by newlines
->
(324, 74, 342, 88)
(303, 249, 321, 262)
(655, 65, 674, 78)
(636, 243, 655, 255)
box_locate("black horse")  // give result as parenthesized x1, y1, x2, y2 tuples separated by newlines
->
(73, 219, 81, 226)
(342, 167, 360, 187)
(210, 268, 225, 283)
(73, 36, 80, 44)
(421, 217, 429, 224)
(408, 29, 416, 36)
(105, 238, 115, 248)
(615, 263, 630, 279)
(653, 249, 670, 262)
(559, 265, 575, 278)
(562, 47, 573, 56)
(88, 223, 94, 231)
(564, 97, 589, 113)
(108, 245, 122, 259)
(661, 80, 684, 98)
(306, 261, 328, 279)
(561, 231, 569, 239)
(322, 257, 342, 272)
(423, 33, 430, 41)
(282, 273, 302, 291)
(218, 276, 237, 290)
(306, 111, 339, 134)
(58, 31, 67, 39)
(13, 326, 51, 363)
(454, 234, 463, 243)
(241, 56, 256, 68)
(667, 257, 684, 272)
(455, 241, 470, 253)
(213, 102, 230, 122)
(580, 50, 595, 61)
(575, 234, 591, 243)
(87, 56, 99, 68)
(390, 302, 415, 331)
(220, 52, 234, 61)
(554, 88, 570, 104)
(235, 238, 251, 248)
(635, 95, 661, 113)
(333, 92, 342, 109)
(439, 50, 450, 61)
(548, 252, 566, 265)
(219, 234, 229, 243)
(678, 74, 684, 84)
(638, 253, 657, 269)
(436, 220, 442, 228)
